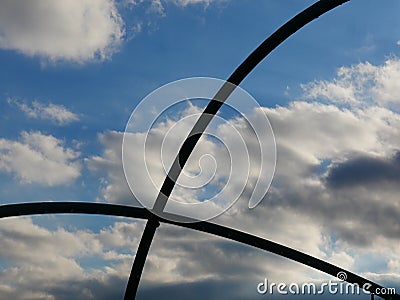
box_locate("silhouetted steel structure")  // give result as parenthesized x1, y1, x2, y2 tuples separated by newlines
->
(1, 1, 398, 299)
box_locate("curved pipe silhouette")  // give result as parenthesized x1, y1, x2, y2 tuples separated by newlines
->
(129, 0, 350, 298)
(0, 202, 398, 300)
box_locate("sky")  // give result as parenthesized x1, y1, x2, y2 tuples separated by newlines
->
(0, 0, 400, 299)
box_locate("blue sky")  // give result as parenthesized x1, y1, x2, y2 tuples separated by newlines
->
(0, 0, 400, 299)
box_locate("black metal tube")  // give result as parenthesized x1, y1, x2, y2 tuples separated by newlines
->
(124, 216, 159, 300)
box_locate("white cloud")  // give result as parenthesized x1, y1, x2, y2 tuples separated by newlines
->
(8, 51, 395, 298)
(9, 99, 79, 125)
(0, 217, 144, 299)
(255, 101, 400, 254)
(0, 214, 341, 299)
(171, 0, 225, 7)
(388, 259, 400, 273)
(263, 102, 399, 168)
(88, 103, 275, 221)
(0, 0, 230, 63)
(86, 103, 396, 246)
(150, 0, 166, 15)
(0, 131, 81, 185)
(0, 0, 125, 63)
(0, 215, 315, 298)
(87, 98, 400, 243)
(85, 54, 400, 292)
(302, 57, 400, 107)
(86, 131, 138, 205)
(125, 0, 225, 17)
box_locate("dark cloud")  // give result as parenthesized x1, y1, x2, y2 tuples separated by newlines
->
(326, 152, 400, 188)
(0, 271, 125, 300)
(139, 280, 250, 300)
(47, 275, 126, 300)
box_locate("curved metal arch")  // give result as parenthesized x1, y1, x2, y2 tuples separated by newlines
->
(0, 202, 398, 300)
(129, 0, 350, 298)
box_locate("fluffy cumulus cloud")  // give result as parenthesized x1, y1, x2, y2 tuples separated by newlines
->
(257, 102, 400, 248)
(2, 57, 400, 297)
(84, 56, 400, 296)
(0, 217, 144, 299)
(0, 0, 228, 63)
(0, 214, 332, 300)
(88, 100, 400, 243)
(8, 99, 79, 125)
(0, 0, 125, 63)
(87, 130, 137, 205)
(284, 59, 400, 252)
(0, 131, 81, 185)
(87, 101, 274, 221)
(302, 57, 400, 107)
